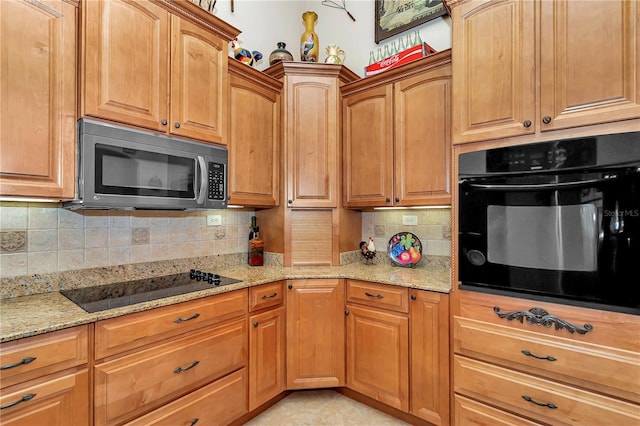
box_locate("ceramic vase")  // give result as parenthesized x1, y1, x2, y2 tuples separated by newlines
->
(325, 44, 345, 64)
(269, 42, 293, 66)
(300, 11, 319, 62)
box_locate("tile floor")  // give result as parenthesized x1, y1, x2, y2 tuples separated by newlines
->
(243, 389, 410, 426)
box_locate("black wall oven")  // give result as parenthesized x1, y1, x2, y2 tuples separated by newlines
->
(458, 133, 640, 315)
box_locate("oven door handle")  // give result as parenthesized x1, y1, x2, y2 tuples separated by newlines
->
(465, 176, 616, 191)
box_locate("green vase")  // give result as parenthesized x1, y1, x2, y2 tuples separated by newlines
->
(300, 11, 319, 62)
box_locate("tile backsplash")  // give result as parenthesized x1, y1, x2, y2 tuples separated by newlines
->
(0, 203, 451, 278)
(0, 202, 254, 278)
(361, 208, 451, 257)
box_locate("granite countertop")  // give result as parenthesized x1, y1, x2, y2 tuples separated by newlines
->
(0, 261, 451, 343)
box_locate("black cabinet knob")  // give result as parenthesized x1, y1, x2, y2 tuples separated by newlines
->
(253, 322, 259, 328)
(344, 310, 350, 316)
(542, 116, 552, 124)
(288, 284, 293, 289)
(411, 294, 417, 300)
(288, 199, 293, 204)
(161, 119, 167, 125)
(523, 119, 532, 127)
(395, 197, 400, 203)
(174, 122, 181, 128)
(386, 198, 391, 203)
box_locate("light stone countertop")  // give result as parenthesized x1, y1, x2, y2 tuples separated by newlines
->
(0, 262, 451, 343)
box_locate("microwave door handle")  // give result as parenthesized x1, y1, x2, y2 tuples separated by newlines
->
(467, 176, 616, 191)
(195, 156, 207, 204)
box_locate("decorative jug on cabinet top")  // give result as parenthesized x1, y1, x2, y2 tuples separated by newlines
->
(325, 44, 345, 64)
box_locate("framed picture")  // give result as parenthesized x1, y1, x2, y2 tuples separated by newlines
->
(375, 0, 448, 44)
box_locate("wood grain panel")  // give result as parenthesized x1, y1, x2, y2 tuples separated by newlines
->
(289, 210, 333, 266)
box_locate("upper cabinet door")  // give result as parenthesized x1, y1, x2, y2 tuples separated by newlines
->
(539, 0, 640, 131)
(82, 0, 169, 131)
(343, 84, 394, 207)
(394, 65, 451, 206)
(170, 16, 227, 144)
(452, 0, 535, 143)
(228, 65, 281, 207)
(0, 0, 77, 199)
(286, 76, 339, 208)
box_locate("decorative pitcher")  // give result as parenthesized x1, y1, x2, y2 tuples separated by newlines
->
(325, 44, 346, 64)
(300, 11, 319, 62)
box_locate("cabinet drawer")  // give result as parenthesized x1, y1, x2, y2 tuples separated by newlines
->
(454, 356, 640, 426)
(454, 316, 640, 403)
(346, 280, 409, 313)
(94, 318, 246, 426)
(249, 281, 284, 312)
(95, 289, 247, 359)
(0, 370, 89, 426)
(124, 368, 247, 426)
(455, 395, 543, 426)
(0, 326, 89, 389)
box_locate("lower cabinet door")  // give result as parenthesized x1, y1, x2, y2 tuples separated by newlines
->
(94, 319, 246, 426)
(124, 368, 247, 426)
(249, 307, 285, 410)
(346, 304, 409, 411)
(0, 370, 89, 426)
(454, 395, 543, 426)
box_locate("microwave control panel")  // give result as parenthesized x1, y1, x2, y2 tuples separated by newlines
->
(208, 162, 225, 200)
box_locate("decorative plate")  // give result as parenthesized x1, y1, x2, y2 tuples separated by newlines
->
(387, 232, 423, 267)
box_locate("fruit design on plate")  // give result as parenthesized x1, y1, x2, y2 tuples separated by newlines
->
(387, 232, 422, 266)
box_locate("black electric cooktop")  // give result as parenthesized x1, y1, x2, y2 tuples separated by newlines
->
(60, 270, 242, 313)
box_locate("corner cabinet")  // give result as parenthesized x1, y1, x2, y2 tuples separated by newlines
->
(286, 279, 345, 389)
(0, 0, 77, 199)
(264, 63, 359, 208)
(228, 60, 282, 207)
(449, 0, 640, 144)
(81, 0, 240, 144)
(342, 51, 452, 208)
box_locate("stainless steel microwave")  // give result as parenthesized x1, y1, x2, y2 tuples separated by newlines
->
(64, 119, 228, 210)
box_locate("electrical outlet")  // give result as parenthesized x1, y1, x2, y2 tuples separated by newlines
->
(207, 215, 222, 226)
(402, 215, 418, 226)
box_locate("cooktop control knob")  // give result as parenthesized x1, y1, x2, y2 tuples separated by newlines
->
(212, 274, 221, 286)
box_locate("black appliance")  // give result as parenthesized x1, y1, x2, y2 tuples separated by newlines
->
(61, 270, 242, 313)
(458, 132, 640, 315)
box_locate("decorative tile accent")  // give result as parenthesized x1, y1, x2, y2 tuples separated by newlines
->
(0, 231, 26, 253)
(374, 224, 385, 237)
(131, 227, 150, 245)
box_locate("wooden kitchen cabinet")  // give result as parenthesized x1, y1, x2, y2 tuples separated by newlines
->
(0, 325, 90, 426)
(93, 289, 248, 426)
(286, 279, 345, 389)
(248, 282, 285, 410)
(0, 0, 77, 199)
(342, 51, 451, 207)
(81, 0, 239, 144)
(450, 0, 640, 144)
(451, 289, 640, 425)
(228, 60, 282, 207)
(345, 280, 409, 411)
(264, 63, 359, 208)
(409, 289, 450, 425)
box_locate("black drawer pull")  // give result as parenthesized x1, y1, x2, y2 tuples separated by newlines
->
(493, 306, 593, 335)
(521, 350, 556, 362)
(261, 292, 278, 299)
(522, 395, 557, 409)
(190, 419, 199, 426)
(1, 357, 36, 370)
(174, 360, 199, 373)
(0, 393, 36, 410)
(365, 292, 384, 299)
(174, 313, 200, 323)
